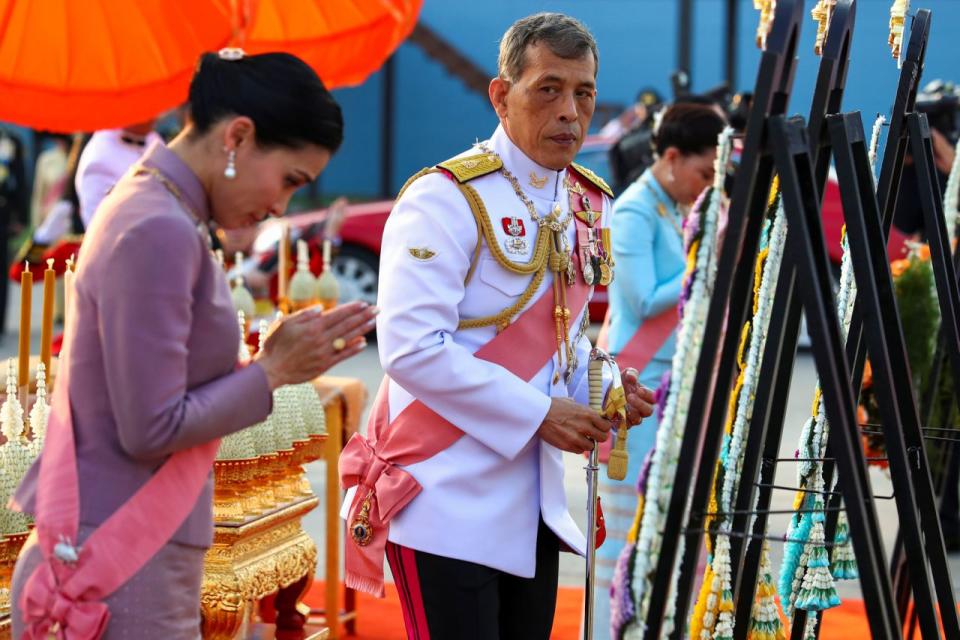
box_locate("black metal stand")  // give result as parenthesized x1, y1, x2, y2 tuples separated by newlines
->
(641, 2, 805, 637)
(729, 9, 936, 640)
(771, 114, 901, 639)
(640, 7, 958, 640)
(730, 8, 857, 636)
(829, 110, 960, 640)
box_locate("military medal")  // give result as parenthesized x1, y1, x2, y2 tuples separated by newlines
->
(599, 262, 613, 286)
(578, 228, 600, 286)
(575, 193, 600, 227)
(350, 491, 375, 547)
(598, 227, 614, 285)
(502, 216, 528, 255)
(582, 259, 595, 285)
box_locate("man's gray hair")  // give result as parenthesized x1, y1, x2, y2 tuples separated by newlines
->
(497, 13, 599, 83)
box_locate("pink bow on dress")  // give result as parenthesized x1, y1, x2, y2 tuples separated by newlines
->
(20, 562, 110, 640)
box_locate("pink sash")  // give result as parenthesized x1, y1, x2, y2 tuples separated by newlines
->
(18, 345, 221, 639)
(596, 306, 677, 375)
(339, 240, 592, 598)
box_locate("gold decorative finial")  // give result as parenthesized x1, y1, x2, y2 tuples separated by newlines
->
(889, 0, 909, 65)
(811, 0, 836, 56)
(754, 0, 777, 50)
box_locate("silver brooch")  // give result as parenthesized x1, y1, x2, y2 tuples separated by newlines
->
(53, 534, 80, 565)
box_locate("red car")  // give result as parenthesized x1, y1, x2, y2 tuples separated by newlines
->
(250, 139, 907, 316)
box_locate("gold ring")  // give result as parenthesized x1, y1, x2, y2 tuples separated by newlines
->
(332, 337, 347, 352)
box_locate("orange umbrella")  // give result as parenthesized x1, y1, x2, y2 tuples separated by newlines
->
(0, 0, 233, 132)
(240, 0, 422, 89)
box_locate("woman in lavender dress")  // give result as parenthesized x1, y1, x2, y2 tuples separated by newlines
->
(10, 50, 377, 638)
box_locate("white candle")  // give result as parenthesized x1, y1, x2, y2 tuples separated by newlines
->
(322, 239, 332, 268)
(63, 256, 75, 330)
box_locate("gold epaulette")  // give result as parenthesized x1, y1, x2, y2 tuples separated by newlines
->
(437, 152, 503, 183)
(569, 162, 614, 198)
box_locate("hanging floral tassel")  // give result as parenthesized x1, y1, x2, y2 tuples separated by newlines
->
(830, 511, 859, 580)
(779, 493, 813, 617)
(712, 536, 735, 640)
(794, 498, 841, 611)
(690, 563, 719, 639)
(749, 542, 786, 640)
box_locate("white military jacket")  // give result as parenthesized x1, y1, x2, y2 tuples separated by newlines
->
(348, 125, 612, 578)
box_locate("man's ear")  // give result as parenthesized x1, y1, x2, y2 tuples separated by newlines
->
(489, 77, 510, 119)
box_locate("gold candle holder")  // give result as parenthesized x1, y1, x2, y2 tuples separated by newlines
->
(0, 531, 30, 618)
(254, 452, 280, 514)
(302, 433, 327, 464)
(289, 440, 313, 497)
(213, 460, 247, 523)
(232, 458, 262, 518)
(274, 448, 298, 503)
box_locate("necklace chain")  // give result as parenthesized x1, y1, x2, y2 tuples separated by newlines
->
(477, 142, 572, 233)
(135, 166, 213, 249)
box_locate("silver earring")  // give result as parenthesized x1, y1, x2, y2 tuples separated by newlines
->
(666, 167, 675, 183)
(224, 149, 237, 180)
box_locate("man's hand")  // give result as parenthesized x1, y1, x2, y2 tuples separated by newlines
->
(621, 368, 656, 427)
(537, 398, 612, 454)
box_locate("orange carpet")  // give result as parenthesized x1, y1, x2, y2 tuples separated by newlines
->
(304, 582, 878, 639)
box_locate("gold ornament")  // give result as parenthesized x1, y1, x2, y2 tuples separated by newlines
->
(408, 247, 437, 261)
(599, 262, 613, 287)
(811, 0, 836, 56)
(528, 172, 548, 189)
(754, 0, 777, 50)
(350, 492, 375, 547)
(889, 0, 909, 63)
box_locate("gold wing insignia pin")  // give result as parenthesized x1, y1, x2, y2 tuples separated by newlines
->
(408, 247, 437, 261)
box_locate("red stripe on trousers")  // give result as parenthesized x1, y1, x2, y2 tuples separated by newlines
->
(386, 542, 431, 640)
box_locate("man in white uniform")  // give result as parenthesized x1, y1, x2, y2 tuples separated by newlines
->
(75, 120, 161, 226)
(340, 13, 654, 639)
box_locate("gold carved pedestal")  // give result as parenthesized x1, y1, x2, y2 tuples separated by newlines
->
(201, 496, 321, 640)
(0, 532, 30, 640)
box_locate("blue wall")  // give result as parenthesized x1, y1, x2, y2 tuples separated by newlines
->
(323, 0, 960, 199)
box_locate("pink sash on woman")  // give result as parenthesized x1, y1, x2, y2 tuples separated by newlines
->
(17, 347, 221, 639)
(339, 227, 595, 598)
(596, 307, 677, 374)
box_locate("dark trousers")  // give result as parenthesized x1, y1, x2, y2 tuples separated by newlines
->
(386, 519, 560, 640)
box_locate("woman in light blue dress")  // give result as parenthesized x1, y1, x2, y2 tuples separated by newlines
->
(594, 103, 726, 638)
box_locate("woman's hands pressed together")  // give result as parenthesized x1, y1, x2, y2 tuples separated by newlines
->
(255, 301, 378, 390)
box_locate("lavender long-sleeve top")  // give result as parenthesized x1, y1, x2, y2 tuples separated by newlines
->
(14, 141, 273, 548)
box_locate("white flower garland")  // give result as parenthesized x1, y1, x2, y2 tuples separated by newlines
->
(777, 114, 882, 621)
(943, 136, 960, 243)
(703, 197, 788, 638)
(868, 114, 886, 183)
(623, 127, 734, 638)
(29, 363, 50, 458)
(0, 359, 34, 535)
